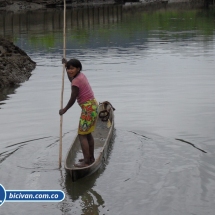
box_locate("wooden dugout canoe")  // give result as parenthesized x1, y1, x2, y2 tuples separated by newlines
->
(65, 102, 115, 182)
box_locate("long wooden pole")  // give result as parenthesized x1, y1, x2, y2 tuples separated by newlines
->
(59, 0, 66, 168)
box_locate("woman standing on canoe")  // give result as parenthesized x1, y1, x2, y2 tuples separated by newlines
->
(59, 59, 98, 167)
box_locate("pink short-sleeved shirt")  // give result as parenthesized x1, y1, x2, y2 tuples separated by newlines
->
(72, 72, 95, 105)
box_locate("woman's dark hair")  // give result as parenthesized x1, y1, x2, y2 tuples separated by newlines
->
(66, 59, 82, 71)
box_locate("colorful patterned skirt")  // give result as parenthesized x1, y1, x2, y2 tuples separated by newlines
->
(78, 99, 98, 135)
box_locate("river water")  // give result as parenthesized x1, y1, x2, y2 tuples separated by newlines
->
(0, 4, 215, 215)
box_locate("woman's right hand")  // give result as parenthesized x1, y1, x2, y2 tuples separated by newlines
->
(59, 108, 67, 115)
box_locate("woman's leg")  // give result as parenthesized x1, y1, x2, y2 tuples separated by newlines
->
(78, 133, 95, 164)
(76, 134, 91, 166)
(87, 133, 95, 163)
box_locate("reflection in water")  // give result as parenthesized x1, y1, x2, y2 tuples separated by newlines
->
(65, 173, 105, 214)
(0, 85, 19, 106)
(81, 189, 105, 215)
(65, 172, 99, 201)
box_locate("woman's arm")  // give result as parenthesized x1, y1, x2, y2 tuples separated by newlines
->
(59, 86, 79, 115)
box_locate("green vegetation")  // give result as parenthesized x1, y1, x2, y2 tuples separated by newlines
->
(28, 33, 59, 49)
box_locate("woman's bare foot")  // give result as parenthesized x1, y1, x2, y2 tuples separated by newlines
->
(74, 161, 89, 168)
(79, 158, 95, 163)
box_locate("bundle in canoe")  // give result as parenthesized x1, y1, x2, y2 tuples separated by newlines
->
(65, 101, 115, 182)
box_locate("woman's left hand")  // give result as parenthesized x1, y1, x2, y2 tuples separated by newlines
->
(62, 58, 67, 65)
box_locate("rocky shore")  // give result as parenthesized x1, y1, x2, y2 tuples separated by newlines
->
(0, 37, 36, 89)
(0, 0, 198, 12)
(0, 0, 46, 11)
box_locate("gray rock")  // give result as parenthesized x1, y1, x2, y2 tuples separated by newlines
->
(0, 37, 36, 89)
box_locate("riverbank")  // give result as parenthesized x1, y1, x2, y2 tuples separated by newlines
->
(0, 0, 207, 12)
(123, 0, 206, 11)
(0, 0, 115, 12)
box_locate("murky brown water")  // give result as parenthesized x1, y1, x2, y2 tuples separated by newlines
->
(0, 4, 215, 215)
